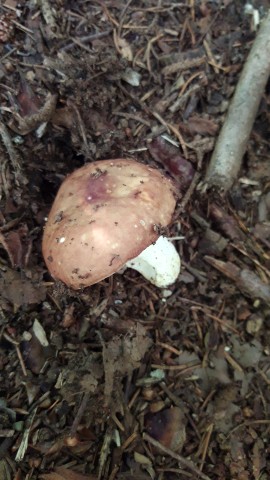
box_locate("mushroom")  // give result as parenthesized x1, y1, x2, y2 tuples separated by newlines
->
(42, 158, 180, 289)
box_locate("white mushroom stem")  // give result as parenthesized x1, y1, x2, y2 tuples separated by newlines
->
(125, 236, 181, 288)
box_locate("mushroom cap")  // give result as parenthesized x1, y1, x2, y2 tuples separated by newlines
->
(42, 158, 177, 289)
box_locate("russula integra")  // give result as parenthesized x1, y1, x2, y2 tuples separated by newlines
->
(42, 158, 180, 289)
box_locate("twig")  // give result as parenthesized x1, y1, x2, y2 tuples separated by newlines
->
(67, 100, 89, 155)
(151, 363, 200, 371)
(113, 111, 151, 127)
(191, 306, 239, 334)
(3, 332, 28, 376)
(143, 433, 211, 480)
(69, 37, 93, 53)
(204, 256, 270, 305)
(15, 345, 28, 377)
(70, 392, 90, 438)
(203, 10, 270, 191)
(61, 30, 112, 52)
(198, 423, 214, 472)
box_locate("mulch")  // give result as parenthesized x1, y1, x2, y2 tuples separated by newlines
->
(0, 1, 270, 479)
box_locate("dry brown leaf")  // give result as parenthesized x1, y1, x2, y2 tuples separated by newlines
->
(113, 31, 133, 61)
(40, 466, 97, 480)
(148, 137, 194, 190)
(21, 320, 51, 374)
(252, 438, 266, 479)
(117, 37, 133, 60)
(52, 107, 75, 129)
(0, 268, 46, 308)
(12, 469, 21, 480)
(184, 115, 218, 136)
(102, 323, 152, 401)
(253, 222, 270, 243)
(209, 204, 244, 240)
(10, 93, 57, 135)
(0, 224, 32, 268)
(145, 407, 186, 452)
(17, 75, 40, 117)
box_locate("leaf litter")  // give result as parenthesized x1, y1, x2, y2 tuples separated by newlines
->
(0, 1, 269, 479)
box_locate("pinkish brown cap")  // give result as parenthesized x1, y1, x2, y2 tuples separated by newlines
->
(42, 158, 177, 289)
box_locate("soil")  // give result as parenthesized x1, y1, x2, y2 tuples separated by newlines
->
(0, 1, 270, 479)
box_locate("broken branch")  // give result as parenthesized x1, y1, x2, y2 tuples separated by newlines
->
(203, 10, 270, 191)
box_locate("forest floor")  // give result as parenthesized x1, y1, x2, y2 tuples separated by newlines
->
(0, 1, 270, 479)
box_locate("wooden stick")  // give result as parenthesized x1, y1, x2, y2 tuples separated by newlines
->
(203, 10, 270, 191)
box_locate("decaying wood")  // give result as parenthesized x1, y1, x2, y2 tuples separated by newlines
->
(203, 10, 270, 191)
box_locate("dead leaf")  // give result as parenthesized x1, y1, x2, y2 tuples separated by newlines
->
(113, 32, 133, 61)
(40, 467, 97, 480)
(208, 385, 239, 433)
(102, 324, 152, 402)
(230, 335, 263, 368)
(79, 373, 99, 393)
(197, 16, 211, 35)
(60, 352, 103, 398)
(148, 137, 194, 190)
(61, 303, 76, 328)
(17, 74, 40, 117)
(228, 437, 249, 479)
(252, 438, 266, 480)
(52, 107, 75, 129)
(0, 224, 32, 268)
(177, 347, 231, 393)
(21, 319, 52, 374)
(198, 228, 228, 256)
(183, 115, 218, 136)
(12, 469, 22, 480)
(0, 268, 46, 309)
(144, 407, 186, 451)
(209, 203, 244, 240)
(0, 459, 12, 480)
(10, 93, 57, 135)
(253, 222, 270, 242)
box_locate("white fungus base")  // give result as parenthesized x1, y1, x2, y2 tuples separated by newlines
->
(125, 236, 181, 288)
